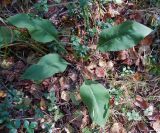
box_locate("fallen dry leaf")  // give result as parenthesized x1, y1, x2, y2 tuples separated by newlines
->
(81, 108, 90, 128)
(134, 95, 149, 110)
(152, 120, 160, 133)
(40, 98, 47, 111)
(137, 122, 149, 132)
(138, 45, 151, 56)
(98, 59, 107, 68)
(106, 61, 114, 70)
(144, 105, 154, 116)
(139, 35, 153, 46)
(0, 57, 14, 69)
(95, 67, 106, 78)
(0, 90, 7, 98)
(108, 4, 120, 18)
(133, 72, 142, 81)
(61, 91, 70, 102)
(87, 63, 96, 73)
(116, 50, 129, 61)
(110, 123, 127, 133)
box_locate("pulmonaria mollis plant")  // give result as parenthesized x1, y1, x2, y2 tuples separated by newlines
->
(0, 12, 153, 127)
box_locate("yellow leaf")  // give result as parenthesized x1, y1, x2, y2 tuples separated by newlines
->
(0, 90, 7, 98)
(40, 98, 47, 111)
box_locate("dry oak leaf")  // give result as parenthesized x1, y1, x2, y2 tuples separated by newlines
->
(99, 59, 107, 68)
(139, 35, 153, 46)
(152, 120, 160, 133)
(110, 123, 127, 133)
(133, 72, 142, 81)
(95, 67, 106, 78)
(61, 91, 70, 102)
(116, 50, 129, 61)
(106, 61, 114, 70)
(40, 98, 47, 111)
(134, 95, 149, 110)
(137, 122, 149, 132)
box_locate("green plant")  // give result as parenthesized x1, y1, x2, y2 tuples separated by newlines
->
(80, 80, 110, 126)
(0, 6, 154, 128)
(109, 87, 123, 105)
(98, 21, 153, 52)
(127, 110, 142, 121)
(7, 13, 58, 43)
(24, 120, 38, 133)
(6, 119, 21, 133)
(121, 66, 135, 77)
(22, 53, 69, 80)
(71, 35, 89, 57)
(145, 55, 160, 75)
(34, 0, 48, 13)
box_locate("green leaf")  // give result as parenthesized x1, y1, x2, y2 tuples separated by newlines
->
(24, 120, 29, 128)
(80, 80, 110, 126)
(14, 119, 21, 129)
(26, 128, 34, 133)
(22, 53, 69, 80)
(82, 127, 92, 133)
(9, 128, 17, 133)
(98, 20, 153, 52)
(0, 26, 17, 46)
(54, 109, 64, 122)
(7, 13, 58, 43)
(30, 122, 38, 129)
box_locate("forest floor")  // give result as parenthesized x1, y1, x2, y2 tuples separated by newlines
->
(0, 0, 160, 133)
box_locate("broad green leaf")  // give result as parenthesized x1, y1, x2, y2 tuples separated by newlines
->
(80, 80, 110, 126)
(30, 122, 38, 129)
(7, 13, 58, 43)
(22, 53, 69, 80)
(24, 120, 29, 128)
(0, 26, 17, 46)
(98, 20, 153, 52)
(9, 128, 17, 133)
(14, 119, 21, 129)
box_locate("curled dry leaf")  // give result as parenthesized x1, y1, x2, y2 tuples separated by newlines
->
(68, 72, 77, 81)
(137, 122, 149, 132)
(0, 57, 14, 69)
(95, 67, 106, 78)
(152, 120, 160, 133)
(109, 96, 115, 106)
(108, 4, 120, 18)
(0, 90, 7, 98)
(87, 63, 97, 73)
(40, 98, 47, 111)
(116, 50, 129, 60)
(106, 61, 114, 70)
(61, 91, 70, 102)
(144, 105, 154, 116)
(134, 95, 149, 110)
(59, 77, 70, 90)
(139, 35, 153, 46)
(133, 72, 142, 81)
(110, 123, 127, 133)
(138, 45, 151, 56)
(83, 67, 94, 80)
(99, 59, 107, 68)
(81, 108, 90, 128)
